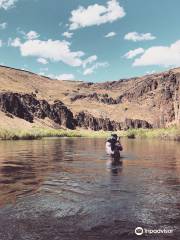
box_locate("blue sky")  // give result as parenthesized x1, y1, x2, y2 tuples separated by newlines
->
(0, 0, 180, 82)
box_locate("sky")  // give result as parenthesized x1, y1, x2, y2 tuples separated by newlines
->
(0, 0, 180, 82)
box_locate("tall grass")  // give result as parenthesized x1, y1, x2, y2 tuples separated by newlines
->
(0, 127, 180, 141)
(122, 127, 180, 141)
(0, 129, 42, 140)
(0, 128, 111, 140)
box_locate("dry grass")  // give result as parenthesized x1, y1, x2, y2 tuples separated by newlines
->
(121, 127, 180, 141)
(0, 65, 158, 125)
(0, 128, 111, 140)
(1, 65, 180, 131)
(0, 127, 180, 141)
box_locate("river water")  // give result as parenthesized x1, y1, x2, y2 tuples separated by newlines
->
(0, 138, 179, 240)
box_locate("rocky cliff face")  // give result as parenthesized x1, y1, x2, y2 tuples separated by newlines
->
(75, 111, 152, 131)
(83, 69, 180, 127)
(116, 71, 180, 127)
(70, 93, 118, 105)
(75, 111, 120, 131)
(121, 118, 152, 130)
(0, 66, 180, 129)
(0, 92, 152, 131)
(0, 92, 75, 129)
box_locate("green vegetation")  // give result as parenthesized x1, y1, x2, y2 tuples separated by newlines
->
(0, 127, 180, 141)
(0, 128, 111, 140)
(0, 128, 42, 140)
(122, 127, 180, 141)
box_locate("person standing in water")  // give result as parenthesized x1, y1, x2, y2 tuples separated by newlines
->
(106, 134, 123, 163)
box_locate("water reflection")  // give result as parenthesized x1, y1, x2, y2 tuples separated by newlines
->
(106, 159, 123, 175)
(0, 138, 108, 205)
(0, 138, 179, 239)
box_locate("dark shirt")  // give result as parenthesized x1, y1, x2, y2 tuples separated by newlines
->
(108, 139, 123, 151)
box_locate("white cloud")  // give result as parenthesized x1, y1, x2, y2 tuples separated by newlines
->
(43, 73, 75, 80)
(83, 68, 94, 76)
(26, 31, 40, 40)
(0, 0, 17, 10)
(124, 32, 156, 42)
(0, 40, 3, 47)
(10, 37, 102, 69)
(124, 48, 144, 59)
(83, 62, 109, 75)
(62, 31, 74, 39)
(69, 0, 125, 30)
(16, 29, 40, 40)
(133, 40, 180, 67)
(11, 38, 85, 67)
(55, 74, 75, 80)
(146, 70, 155, 75)
(9, 37, 21, 47)
(0, 22, 7, 29)
(105, 31, 116, 38)
(37, 57, 48, 65)
(82, 55, 97, 68)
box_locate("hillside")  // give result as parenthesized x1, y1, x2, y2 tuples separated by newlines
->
(0, 65, 180, 131)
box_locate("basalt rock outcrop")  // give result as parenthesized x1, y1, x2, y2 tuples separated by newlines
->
(115, 71, 180, 127)
(0, 92, 75, 129)
(121, 118, 152, 130)
(75, 111, 120, 131)
(0, 92, 152, 131)
(1, 65, 180, 129)
(70, 93, 118, 105)
(82, 70, 180, 127)
(75, 111, 152, 131)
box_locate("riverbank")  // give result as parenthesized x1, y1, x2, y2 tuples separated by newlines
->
(0, 127, 180, 141)
(124, 127, 180, 141)
(0, 128, 110, 140)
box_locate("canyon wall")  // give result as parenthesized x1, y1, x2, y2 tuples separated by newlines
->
(0, 92, 152, 131)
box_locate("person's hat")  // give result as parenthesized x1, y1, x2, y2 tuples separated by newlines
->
(111, 133, 118, 140)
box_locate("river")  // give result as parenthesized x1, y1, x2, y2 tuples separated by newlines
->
(0, 138, 179, 240)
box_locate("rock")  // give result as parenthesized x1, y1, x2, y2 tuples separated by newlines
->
(75, 111, 99, 130)
(49, 101, 75, 129)
(75, 111, 120, 131)
(0, 93, 156, 131)
(70, 92, 118, 105)
(120, 118, 152, 130)
(78, 82, 94, 88)
(0, 92, 34, 122)
(0, 92, 75, 129)
(75, 111, 151, 131)
(70, 94, 89, 102)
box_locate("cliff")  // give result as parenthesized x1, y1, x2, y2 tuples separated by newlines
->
(0, 65, 180, 130)
(0, 92, 151, 131)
